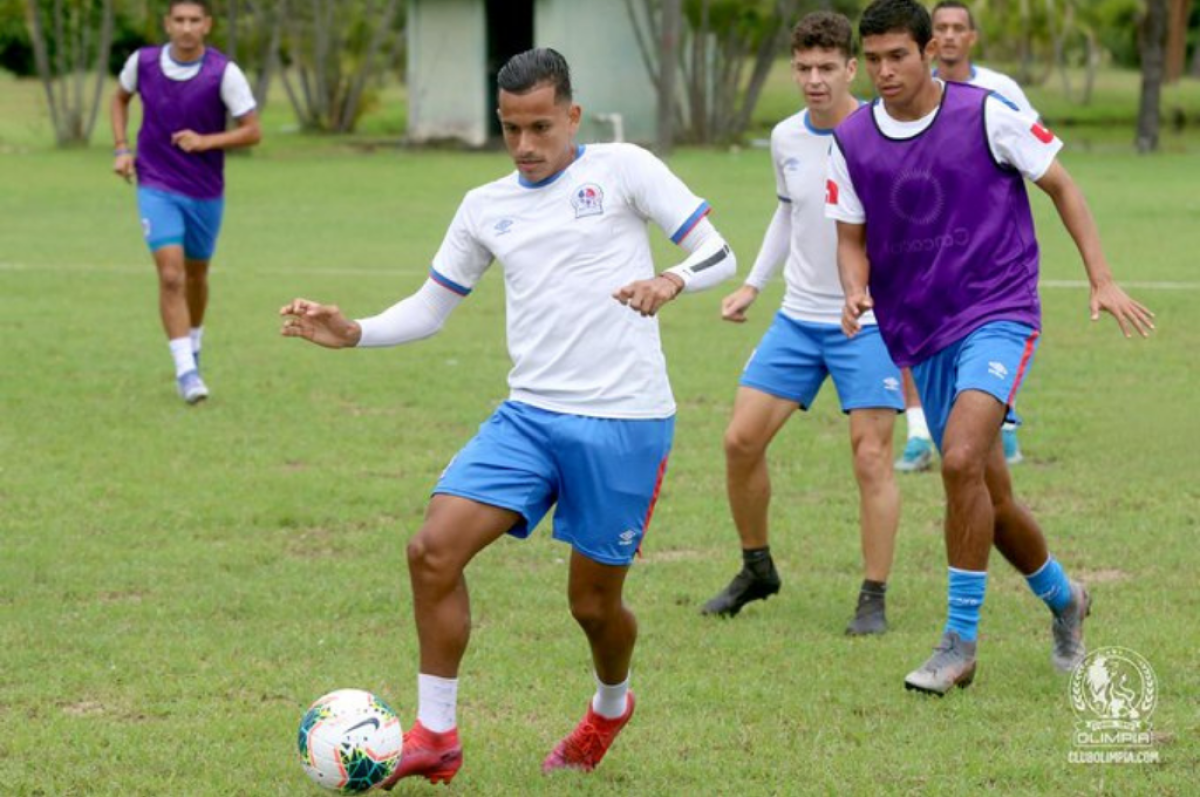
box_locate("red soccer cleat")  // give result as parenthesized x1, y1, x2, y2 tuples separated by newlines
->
(541, 692, 635, 774)
(380, 720, 462, 789)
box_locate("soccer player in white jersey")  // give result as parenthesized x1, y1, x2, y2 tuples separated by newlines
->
(110, 0, 261, 404)
(894, 0, 1036, 470)
(280, 49, 735, 783)
(700, 12, 903, 636)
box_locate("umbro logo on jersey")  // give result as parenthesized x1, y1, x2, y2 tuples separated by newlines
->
(571, 183, 605, 218)
(988, 361, 1009, 379)
(494, 218, 514, 235)
(618, 529, 637, 546)
(783, 157, 800, 171)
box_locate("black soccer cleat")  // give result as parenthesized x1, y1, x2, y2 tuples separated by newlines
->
(701, 567, 781, 617)
(845, 591, 888, 636)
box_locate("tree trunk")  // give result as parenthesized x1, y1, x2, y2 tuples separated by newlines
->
(1165, 0, 1189, 82)
(732, 0, 799, 139)
(1136, 0, 1168, 153)
(656, 0, 680, 154)
(85, 0, 115, 141)
(25, 0, 63, 142)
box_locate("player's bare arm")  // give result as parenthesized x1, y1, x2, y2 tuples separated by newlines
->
(720, 284, 760, 323)
(1034, 161, 1155, 338)
(280, 299, 362, 348)
(835, 221, 872, 336)
(172, 110, 262, 153)
(110, 88, 136, 182)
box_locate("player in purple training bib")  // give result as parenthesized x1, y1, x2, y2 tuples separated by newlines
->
(110, 0, 261, 404)
(826, 0, 1154, 696)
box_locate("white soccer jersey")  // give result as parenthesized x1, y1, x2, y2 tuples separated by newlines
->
(755, 109, 872, 325)
(119, 48, 257, 118)
(966, 65, 1037, 117)
(429, 143, 710, 419)
(826, 82, 1063, 224)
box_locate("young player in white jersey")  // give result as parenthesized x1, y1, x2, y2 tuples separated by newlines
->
(700, 13, 903, 636)
(893, 0, 1035, 469)
(280, 49, 735, 783)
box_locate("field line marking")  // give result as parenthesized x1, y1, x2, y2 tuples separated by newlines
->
(2, 263, 1197, 290)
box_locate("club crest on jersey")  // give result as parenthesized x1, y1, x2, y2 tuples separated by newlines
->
(571, 183, 605, 218)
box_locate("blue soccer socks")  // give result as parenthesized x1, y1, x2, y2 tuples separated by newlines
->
(945, 567, 988, 642)
(1025, 555, 1072, 614)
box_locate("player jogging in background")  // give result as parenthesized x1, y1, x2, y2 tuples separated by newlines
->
(281, 48, 735, 783)
(110, 0, 261, 404)
(896, 0, 1036, 470)
(828, 0, 1153, 695)
(701, 12, 903, 637)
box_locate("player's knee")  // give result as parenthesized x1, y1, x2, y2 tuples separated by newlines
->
(851, 435, 891, 483)
(724, 424, 766, 463)
(568, 591, 618, 632)
(158, 268, 187, 294)
(406, 532, 454, 583)
(941, 443, 986, 484)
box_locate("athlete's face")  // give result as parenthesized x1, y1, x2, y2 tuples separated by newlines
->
(164, 4, 212, 56)
(862, 30, 934, 107)
(792, 46, 856, 113)
(932, 8, 977, 67)
(497, 83, 581, 184)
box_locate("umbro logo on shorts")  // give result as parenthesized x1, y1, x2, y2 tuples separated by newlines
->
(988, 361, 1009, 379)
(618, 529, 637, 546)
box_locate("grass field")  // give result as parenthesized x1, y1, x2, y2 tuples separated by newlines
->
(2, 67, 1199, 795)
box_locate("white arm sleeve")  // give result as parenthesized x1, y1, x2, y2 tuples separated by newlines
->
(664, 217, 737, 294)
(743, 203, 791, 291)
(354, 279, 464, 347)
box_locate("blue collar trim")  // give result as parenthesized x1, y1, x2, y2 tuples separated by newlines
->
(518, 144, 586, 188)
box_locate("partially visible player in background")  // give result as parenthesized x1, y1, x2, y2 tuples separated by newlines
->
(701, 12, 902, 637)
(281, 48, 735, 784)
(895, 0, 1035, 470)
(110, 0, 260, 404)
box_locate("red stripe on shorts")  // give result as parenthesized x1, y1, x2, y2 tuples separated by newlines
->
(1006, 329, 1040, 406)
(635, 454, 671, 559)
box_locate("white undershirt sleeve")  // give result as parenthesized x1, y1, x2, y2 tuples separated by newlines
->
(743, 202, 791, 291)
(354, 279, 464, 347)
(664, 217, 737, 293)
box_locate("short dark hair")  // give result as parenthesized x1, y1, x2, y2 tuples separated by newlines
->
(791, 11, 854, 60)
(497, 48, 573, 104)
(168, 0, 211, 14)
(932, 1, 976, 30)
(859, 0, 932, 52)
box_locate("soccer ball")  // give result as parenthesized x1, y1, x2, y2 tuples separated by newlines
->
(297, 689, 404, 793)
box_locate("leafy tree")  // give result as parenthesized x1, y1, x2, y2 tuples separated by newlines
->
(23, 0, 115, 146)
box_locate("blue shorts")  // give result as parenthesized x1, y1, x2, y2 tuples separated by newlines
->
(911, 321, 1040, 450)
(434, 401, 674, 566)
(740, 313, 904, 413)
(137, 187, 225, 261)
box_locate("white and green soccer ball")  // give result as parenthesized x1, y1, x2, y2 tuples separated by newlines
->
(297, 689, 404, 793)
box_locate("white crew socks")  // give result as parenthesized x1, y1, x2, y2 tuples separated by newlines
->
(417, 673, 458, 733)
(906, 407, 931, 440)
(190, 326, 205, 357)
(169, 337, 197, 377)
(591, 672, 630, 719)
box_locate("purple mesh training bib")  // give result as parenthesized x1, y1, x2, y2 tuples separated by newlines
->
(136, 46, 229, 200)
(833, 82, 1040, 367)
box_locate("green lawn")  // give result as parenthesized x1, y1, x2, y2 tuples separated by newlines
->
(1, 68, 1198, 795)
